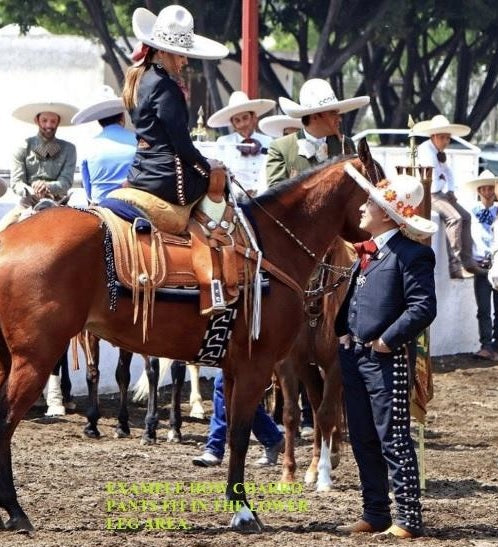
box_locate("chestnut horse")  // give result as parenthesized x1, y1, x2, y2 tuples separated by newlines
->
(0, 147, 376, 532)
(276, 237, 356, 489)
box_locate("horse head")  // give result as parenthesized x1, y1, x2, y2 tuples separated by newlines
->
(339, 139, 385, 243)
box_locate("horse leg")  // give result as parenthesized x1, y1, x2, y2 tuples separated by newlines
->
(299, 364, 330, 490)
(167, 360, 185, 443)
(141, 356, 159, 445)
(83, 332, 102, 439)
(0, 351, 63, 532)
(115, 349, 133, 438)
(319, 349, 344, 470)
(188, 363, 205, 419)
(310, 351, 343, 492)
(275, 360, 300, 484)
(225, 369, 268, 531)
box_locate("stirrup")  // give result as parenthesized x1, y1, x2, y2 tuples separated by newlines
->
(210, 279, 227, 313)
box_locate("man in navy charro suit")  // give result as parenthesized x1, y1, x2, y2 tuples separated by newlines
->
(335, 165, 438, 539)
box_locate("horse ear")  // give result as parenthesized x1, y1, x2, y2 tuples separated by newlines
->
(357, 137, 372, 165)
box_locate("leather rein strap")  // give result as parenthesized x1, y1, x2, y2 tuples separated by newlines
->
(235, 243, 304, 298)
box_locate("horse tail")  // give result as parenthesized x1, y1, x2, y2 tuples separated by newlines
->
(132, 357, 171, 402)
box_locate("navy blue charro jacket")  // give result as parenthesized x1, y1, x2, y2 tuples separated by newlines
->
(335, 231, 437, 350)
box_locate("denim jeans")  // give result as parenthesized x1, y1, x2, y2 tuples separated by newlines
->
(205, 371, 282, 459)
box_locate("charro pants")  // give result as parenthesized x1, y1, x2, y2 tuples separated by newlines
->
(339, 344, 423, 535)
(431, 192, 473, 273)
(473, 270, 498, 347)
(205, 371, 282, 460)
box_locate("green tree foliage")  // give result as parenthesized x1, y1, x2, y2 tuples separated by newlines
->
(2, 0, 498, 137)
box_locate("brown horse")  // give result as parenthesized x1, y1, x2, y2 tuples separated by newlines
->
(276, 237, 356, 489)
(0, 145, 376, 532)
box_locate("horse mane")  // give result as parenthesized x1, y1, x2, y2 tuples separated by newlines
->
(254, 154, 358, 207)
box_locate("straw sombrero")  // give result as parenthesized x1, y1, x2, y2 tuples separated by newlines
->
(411, 114, 470, 137)
(133, 5, 228, 60)
(345, 163, 438, 241)
(279, 78, 370, 118)
(207, 91, 275, 128)
(12, 102, 78, 126)
(72, 86, 124, 125)
(464, 169, 498, 193)
(259, 115, 303, 138)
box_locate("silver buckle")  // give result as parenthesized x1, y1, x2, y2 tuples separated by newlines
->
(211, 279, 226, 312)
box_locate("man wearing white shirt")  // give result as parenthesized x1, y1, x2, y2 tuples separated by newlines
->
(415, 114, 475, 279)
(207, 91, 275, 198)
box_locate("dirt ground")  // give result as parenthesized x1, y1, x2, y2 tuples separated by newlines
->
(4, 354, 497, 547)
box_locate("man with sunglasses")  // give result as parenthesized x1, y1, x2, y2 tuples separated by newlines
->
(207, 91, 275, 198)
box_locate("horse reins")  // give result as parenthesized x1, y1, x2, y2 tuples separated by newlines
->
(229, 156, 381, 301)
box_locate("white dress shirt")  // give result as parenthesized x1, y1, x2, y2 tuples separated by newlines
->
(215, 131, 273, 197)
(417, 139, 455, 193)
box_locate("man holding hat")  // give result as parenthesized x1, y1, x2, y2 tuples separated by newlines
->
(335, 165, 437, 539)
(0, 100, 77, 231)
(72, 86, 136, 204)
(266, 78, 369, 185)
(415, 114, 475, 279)
(207, 91, 275, 198)
(465, 170, 498, 359)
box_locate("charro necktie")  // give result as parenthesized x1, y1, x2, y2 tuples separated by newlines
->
(353, 239, 378, 270)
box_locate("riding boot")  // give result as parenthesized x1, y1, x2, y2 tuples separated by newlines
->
(45, 375, 66, 416)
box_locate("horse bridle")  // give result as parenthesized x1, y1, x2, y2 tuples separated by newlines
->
(229, 156, 382, 299)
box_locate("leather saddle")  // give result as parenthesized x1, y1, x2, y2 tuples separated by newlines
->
(90, 169, 259, 339)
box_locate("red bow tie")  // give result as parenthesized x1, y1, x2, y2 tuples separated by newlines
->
(353, 240, 378, 270)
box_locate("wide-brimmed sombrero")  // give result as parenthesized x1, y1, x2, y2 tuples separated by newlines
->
(259, 114, 303, 138)
(411, 114, 470, 137)
(207, 91, 275, 128)
(12, 101, 78, 126)
(72, 86, 124, 125)
(345, 163, 438, 241)
(0, 177, 7, 198)
(279, 78, 370, 118)
(132, 5, 228, 60)
(464, 169, 498, 193)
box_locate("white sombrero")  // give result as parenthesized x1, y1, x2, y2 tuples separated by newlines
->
(279, 78, 370, 118)
(207, 91, 275, 128)
(72, 86, 124, 125)
(411, 114, 470, 137)
(12, 101, 78, 126)
(345, 163, 438, 241)
(0, 177, 7, 198)
(259, 115, 303, 138)
(464, 169, 498, 193)
(132, 5, 228, 60)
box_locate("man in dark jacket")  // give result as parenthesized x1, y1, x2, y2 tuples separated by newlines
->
(335, 165, 438, 539)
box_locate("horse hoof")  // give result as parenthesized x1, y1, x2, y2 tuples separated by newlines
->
(316, 482, 333, 493)
(140, 436, 156, 446)
(167, 429, 182, 443)
(5, 516, 35, 533)
(304, 469, 317, 484)
(331, 451, 341, 469)
(83, 427, 100, 439)
(189, 402, 205, 420)
(230, 506, 263, 531)
(114, 428, 131, 439)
